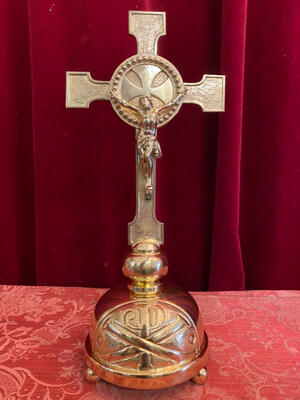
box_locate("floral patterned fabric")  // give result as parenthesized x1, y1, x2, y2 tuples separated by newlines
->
(0, 286, 299, 399)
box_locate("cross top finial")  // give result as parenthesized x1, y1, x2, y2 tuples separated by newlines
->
(66, 11, 225, 245)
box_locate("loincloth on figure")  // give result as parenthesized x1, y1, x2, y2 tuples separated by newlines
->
(137, 131, 162, 159)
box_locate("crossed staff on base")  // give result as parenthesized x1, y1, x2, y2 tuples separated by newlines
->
(97, 311, 195, 371)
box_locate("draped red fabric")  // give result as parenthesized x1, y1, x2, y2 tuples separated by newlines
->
(0, 0, 299, 290)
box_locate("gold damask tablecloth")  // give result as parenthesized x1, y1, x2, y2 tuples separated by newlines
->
(0, 285, 299, 399)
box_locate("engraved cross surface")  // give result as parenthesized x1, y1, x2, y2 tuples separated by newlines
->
(66, 11, 225, 245)
(121, 65, 173, 104)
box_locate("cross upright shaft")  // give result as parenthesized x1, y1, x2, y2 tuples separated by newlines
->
(66, 11, 225, 246)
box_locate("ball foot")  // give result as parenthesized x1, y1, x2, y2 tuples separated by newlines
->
(191, 367, 207, 385)
(85, 367, 100, 383)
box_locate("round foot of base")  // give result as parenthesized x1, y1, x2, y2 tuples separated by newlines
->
(191, 367, 207, 385)
(85, 367, 100, 383)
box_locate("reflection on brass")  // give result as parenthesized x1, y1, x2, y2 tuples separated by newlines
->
(66, 10, 225, 390)
(85, 283, 209, 389)
(94, 299, 199, 373)
(122, 241, 168, 297)
(191, 367, 208, 385)
(85, 367, 99, 383)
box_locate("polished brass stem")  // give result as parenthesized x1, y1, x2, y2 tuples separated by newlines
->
(122, 240, 168, 298)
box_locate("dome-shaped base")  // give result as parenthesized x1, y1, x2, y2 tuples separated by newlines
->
(85, 282, 208, 389)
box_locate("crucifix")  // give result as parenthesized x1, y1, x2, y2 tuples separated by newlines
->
(66, 11, 225, 390)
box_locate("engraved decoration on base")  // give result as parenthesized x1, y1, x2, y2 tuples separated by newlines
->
(93, 299, 200, 375)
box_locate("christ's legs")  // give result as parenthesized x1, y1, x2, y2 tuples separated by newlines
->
(140, 155, 153, 200)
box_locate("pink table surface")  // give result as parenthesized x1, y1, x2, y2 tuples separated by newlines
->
(0, 285, 299, 399)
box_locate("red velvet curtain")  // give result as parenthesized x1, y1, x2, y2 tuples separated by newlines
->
(0, 0, 299, 290)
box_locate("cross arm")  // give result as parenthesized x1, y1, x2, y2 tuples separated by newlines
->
(184, 75, 225, 112)
(66, 72, 109, 108)
(129, 11, 166, 55)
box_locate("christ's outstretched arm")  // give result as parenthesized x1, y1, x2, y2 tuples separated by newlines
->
(157, 89, 186, 113)
(109, 91, 139, 113)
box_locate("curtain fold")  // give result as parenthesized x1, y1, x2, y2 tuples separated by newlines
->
(209, 0, 247, 290)
(0, 0, 36, 284)
(0, 0, 299, 290)
(240, 0, 300, 289)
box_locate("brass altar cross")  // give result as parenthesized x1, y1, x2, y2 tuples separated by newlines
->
(66, 11, 225, 246)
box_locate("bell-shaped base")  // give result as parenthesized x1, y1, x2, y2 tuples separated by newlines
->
(85, 282, 208, 389)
